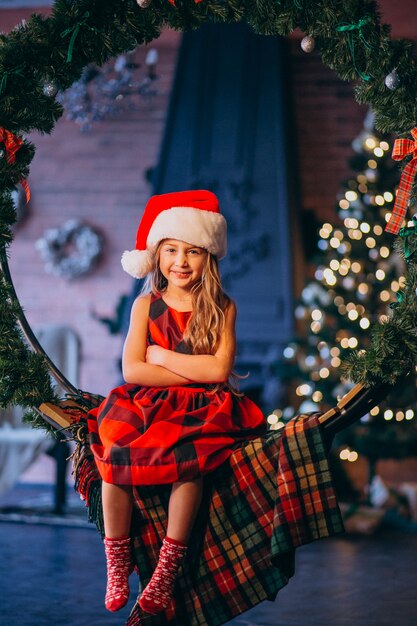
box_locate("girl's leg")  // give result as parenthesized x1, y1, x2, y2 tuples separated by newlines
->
(167, 477, 203, 542)
(102, 482, 134, 612)
(102, 482, 133, 538)
(139, 478, 203, 615)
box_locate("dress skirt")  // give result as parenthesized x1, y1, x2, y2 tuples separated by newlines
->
(88, 382, 266, 485)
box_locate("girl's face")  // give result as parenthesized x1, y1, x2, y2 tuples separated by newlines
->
(159, 239, 207, 290)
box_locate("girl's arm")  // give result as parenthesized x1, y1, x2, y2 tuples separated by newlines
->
(122, 295, 193, 386)
(146, 301, 237, 384)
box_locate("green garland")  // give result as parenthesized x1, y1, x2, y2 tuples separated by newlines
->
(1, 0, 417, 424)
(342, 222, 417, 385)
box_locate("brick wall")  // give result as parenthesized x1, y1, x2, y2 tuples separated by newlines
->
(2, 5, 415, 397)
(290, 39, 367, 224)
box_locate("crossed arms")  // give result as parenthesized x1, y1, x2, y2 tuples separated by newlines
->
(122, 295, 236, 386)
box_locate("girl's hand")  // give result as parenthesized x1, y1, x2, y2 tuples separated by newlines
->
(146, 345, 167, 366)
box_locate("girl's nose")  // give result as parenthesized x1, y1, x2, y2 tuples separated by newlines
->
(176, 252, 188, 266)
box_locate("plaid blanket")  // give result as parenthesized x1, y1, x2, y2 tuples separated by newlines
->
(126, 413, 344, 626)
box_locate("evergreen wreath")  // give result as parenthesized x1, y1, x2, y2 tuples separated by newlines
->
(35, 219, 103, 280)
(1, 0, 417, 431)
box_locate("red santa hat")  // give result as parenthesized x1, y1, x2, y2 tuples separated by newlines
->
(121, 190, 227, 278)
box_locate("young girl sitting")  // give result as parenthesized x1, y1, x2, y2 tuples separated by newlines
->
(87, 189, 266, 616)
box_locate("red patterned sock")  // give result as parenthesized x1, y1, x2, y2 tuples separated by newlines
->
(139, 537, 188, 614)
(104, 536, 132, 612)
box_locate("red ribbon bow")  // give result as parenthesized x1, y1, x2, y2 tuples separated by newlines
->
(0, 127, 23, 164)
(385, 128, 417, 235)
(0, 127, 31, 203)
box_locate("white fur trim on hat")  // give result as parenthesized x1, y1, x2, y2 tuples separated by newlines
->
(147, 207, 227, 258)
(121, 249, 153, 279)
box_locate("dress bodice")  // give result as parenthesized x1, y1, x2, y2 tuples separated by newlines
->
(148, 293, 192, 354)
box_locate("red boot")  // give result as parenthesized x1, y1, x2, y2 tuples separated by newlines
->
(104, 536, 132, 612)
(139, 537, 187, 614)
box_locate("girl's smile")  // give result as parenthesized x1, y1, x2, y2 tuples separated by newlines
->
(171, 270, 192, 279)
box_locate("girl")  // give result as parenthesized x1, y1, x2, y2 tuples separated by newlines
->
(87, 190, 266, 616)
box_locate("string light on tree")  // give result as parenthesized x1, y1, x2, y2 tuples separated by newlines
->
(278, 112, 417, 455)
(339, 447, 359, 462)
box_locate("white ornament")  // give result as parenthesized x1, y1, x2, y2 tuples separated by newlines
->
(136, 0, 152, 7)
(42, 80, 58, 98)
(301, 35, 315, 53)
(384, 70, 400, 90)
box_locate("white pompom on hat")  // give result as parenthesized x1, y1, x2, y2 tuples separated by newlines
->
(121, 190, 227, 278)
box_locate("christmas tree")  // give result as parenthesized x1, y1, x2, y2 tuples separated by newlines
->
(271, 111, 417, 465)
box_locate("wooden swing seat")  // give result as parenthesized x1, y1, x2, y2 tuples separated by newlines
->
(38, 379, 389, 440)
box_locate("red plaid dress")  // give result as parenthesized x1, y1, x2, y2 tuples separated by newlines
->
(87, 294, 267, 485)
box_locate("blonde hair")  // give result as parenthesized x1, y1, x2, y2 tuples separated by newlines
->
(141, 242, 230, 355)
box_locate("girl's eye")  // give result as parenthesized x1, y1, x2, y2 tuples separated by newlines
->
(188, 249, 200, 255)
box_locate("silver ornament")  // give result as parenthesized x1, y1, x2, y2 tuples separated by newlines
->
(0, 147, 5, 159)
(136, 0, 152, 7)
(43, 80, 58, 98)
(384, 70, 400, 90)
(301, 35, 315, 53)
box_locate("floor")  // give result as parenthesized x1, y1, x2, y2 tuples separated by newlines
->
(0, 484, 416, 626)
